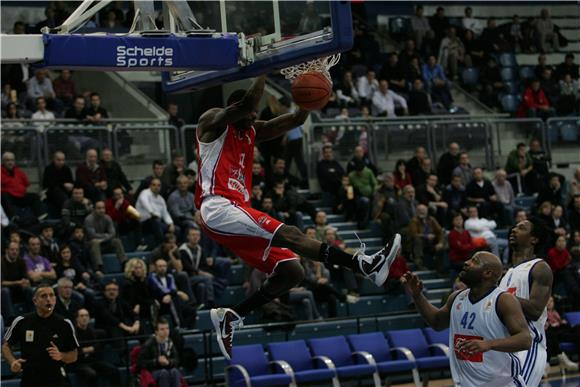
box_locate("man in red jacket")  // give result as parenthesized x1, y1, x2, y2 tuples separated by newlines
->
(517, 78, 556, 119)
(1, 152, 45, 220)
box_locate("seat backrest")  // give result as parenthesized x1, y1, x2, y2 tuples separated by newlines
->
(499, 53, 517, 67)
(501, 95, 518, 113)
(501, 67, 515, 81)
(565, 312, 580, 326)
(462, 68, 479, 85)
(386, 329, 430, 358)
(308, 336, 353, 367)
(268, 340, 313, 372)
(520, 66, 535, 80)
(347, 332, 392, 362)
(230, 344, 270, 376)
(423, 327, 449, 346)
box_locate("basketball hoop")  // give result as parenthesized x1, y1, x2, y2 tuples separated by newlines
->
(280, 53, 341, 83)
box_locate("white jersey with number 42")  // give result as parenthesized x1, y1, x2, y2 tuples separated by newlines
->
(450, 287, 526, 387)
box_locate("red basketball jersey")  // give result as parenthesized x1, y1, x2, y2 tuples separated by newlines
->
(195, 124, 255, 208)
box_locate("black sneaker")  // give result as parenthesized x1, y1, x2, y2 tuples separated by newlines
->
(210, 307, 243, 360)
(355, 233, 401, 286)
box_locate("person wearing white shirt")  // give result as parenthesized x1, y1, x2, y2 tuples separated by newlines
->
(462, 7, 483, 35)
(136, 178, 177, 245)
(371, 80, 408, 117)
(356, 70, 379, 103)
(464, 205, 508, 260)
(31, 96, 55, 128)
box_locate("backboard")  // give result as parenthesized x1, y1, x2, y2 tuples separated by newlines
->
(161, 0, 353, 93)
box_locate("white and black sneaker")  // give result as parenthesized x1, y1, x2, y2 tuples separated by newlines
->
(210, 307, 243, 360)
(355, 233, 401, 287)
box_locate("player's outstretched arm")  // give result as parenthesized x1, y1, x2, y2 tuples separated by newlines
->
(518, 261, 552, 321)
(197, 75, 267, 142)
(401, 272, 457, 331)
(254, 108, 310, 143)
(459, 292, 532, 354)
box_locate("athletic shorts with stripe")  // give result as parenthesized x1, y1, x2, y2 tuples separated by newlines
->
(517, 324, 547, 387)
(200, 196, 297, 274)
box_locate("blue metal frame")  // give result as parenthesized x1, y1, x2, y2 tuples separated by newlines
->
(161, 1, 353, 93)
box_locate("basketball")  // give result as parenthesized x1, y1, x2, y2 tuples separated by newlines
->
(291, 72, 332, 111)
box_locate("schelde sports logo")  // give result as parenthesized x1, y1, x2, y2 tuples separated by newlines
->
(116, 45, 174, 67)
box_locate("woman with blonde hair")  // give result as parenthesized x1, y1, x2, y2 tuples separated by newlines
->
(123, 258, 158, 329)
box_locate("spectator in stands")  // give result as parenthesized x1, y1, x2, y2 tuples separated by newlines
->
(408, 78, 432, 116)
(39, 224, 60, 264)
(372, 173, 397, 241)
(371, 80, 408, 117)
(3, 102, 22, 119)
(167, 175, 197, 236)
(379, 53, 406, 94)
(437, 142, 460, 186)
(100, 148, 132, 196)
(335, 71, 360, 108)
(24, 236, 57, 285)
(558, 73, 580, 115)
(346, 145, 378, 176)
(534, 9, 558, 53)
(444, 174, 468, 216)
(515, 209, 528, 224)
(466, 167, 505, 225)
(137, 318, 183, 387)
(395, 185, 417, 231)
(545, 296, 580, 372)
(43, 151, 74, 211)
(270, 180, 304, 228)
(408, 204, 445, 271)
(68, 226, 92, 274)
(537, 173, 564, 208)
(535, 54, 553, 79)
(166, 102, 185, 129)
(410, 5, 434, 54)
(76, 148, 107, 201)
(528, 138, 550, 193)
(31, 96, 55, 124)
(137, 178, 176, 246)
(393, 159, 413, 194)
(52, 69, 76, 106)
(505, 142, 533, 195)
(399, 39, 420, 69)
(555, 53, 579, 81)
(282, 109, 308, 189)
(267, 158, 302, 190)
(62, 186, 93, 230)
(453, 151, 473, 186)
(136, 160, 167, 198)
(356, 70, 379, 106)
(567, 167, 580, 205)
(540, 68, 561, 104)
(507, 15, 524, 52)
(406, 146, 427, 180)
(348, 159, 377, 229)
(86, 92, 109, 123)
(518, 78, 556, 119)
(412, 158, 434, 188)
(1, 151, 45, 220)
(105, 187, 142, 245)
(26, 69, 55, 107)
(548, 235, 571, 283)
(316, 145, 344, 206)
(95, 280, 140, 341)
(429, 6, 450, 48)
(148, 258, 190, 328)
(65, 95, 88, 121)
(462, 6, 483, 36)
(260, 196, 280, 223)
(55, 245, 95, 301)
(492, 169, 516, 224)
(479, 57, 505, 109)
(54, 277, 82, 321)
(438, 27, 465, 80)
(448, 212, 476, 274)
(162, 152, 185, 196)
(84, 201, 127, 272)
(406, 57, 424, 85)
(122, 258, 156, 325)
(311, 210, 329, 242)
(416, 174, 448, 226)
(549, 205, 569, 239)
(480, 18, 500, 54)
(422, 55, 453, 109)
(251, 185, 263, 210)
(570, 195, 580, 233)
(74, 308, 122, 387)
(1, 241, 33, 319)
(35, 5, 58, 32)
(464, 205, 504, 257)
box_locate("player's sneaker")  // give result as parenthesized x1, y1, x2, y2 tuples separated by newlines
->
(210, 307, 243, 360)
(355, 233, 401, 287)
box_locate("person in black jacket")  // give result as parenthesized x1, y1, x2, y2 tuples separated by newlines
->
(437, 142, 460, 186)
(465, 167, 505, 226)
(137, 318, 182, 387)
(122, 258, 157, 327)
(100, 148, 133, 196)
(408, 79, 432, 116)
(54, 277, 83, 322)
(43, 151, 74, 210)
(316, 145, 345, 207)
(94, 281, 140, 342)
(346, 145, 378, 176)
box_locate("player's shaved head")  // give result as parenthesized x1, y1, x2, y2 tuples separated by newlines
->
(460, 251, 503, 286)
(474, 251, 503, 281)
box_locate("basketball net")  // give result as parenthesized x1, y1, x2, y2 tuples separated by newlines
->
(280, 53, 341, 84)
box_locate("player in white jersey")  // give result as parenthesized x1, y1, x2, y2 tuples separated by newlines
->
(499, 219, 553, 386)
(402, 252, 532, 387)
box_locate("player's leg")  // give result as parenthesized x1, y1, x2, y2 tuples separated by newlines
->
(272, 224, 401, 287)
(523, 347, 548, 387)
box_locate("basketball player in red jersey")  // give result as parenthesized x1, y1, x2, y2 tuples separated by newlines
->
(195, 75, 401, 359)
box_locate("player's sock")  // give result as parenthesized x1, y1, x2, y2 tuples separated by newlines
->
(318, 243, 357, 271)
(232, 288, 274, 316)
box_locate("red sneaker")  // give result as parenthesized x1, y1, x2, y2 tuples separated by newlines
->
(210, 307, 244, 360)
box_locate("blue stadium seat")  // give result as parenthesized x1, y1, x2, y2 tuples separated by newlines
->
(183, 333, 205, 355)
(1, 379, 20, 387)
(226, 344, 293, 387)
(230, 264, 244, 285)
(216, 286, 245, 306)
(102, 254, 121, 273)
(212, 328, 286, 356)
(499, 53, 517, 67)
(347, 332, 420, 383)
(565, 312, 580, 326)
(461, 68, 479, 86)
(102, 273, 125, 286)
(307, 336, 381, 386)
(195, 310, 213, 331)
(519, 66, 535, 80)
(423, 327, 450, 348)
(377, 314, 425, 332)
(560, 123, 579, 142)
(386, 329, 449, 371)
(504, 81, 520, 94)
(500, 67, 516, 82)
(290, 320, 358, 340)
(501, 94, 519, 113)
(268, 340, 339, 385)
(514, 196, 536, 210)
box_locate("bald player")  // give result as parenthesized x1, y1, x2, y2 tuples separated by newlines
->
(402, 252, 531, 387)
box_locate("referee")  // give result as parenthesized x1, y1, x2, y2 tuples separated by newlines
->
(2, 283, 79, 387)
